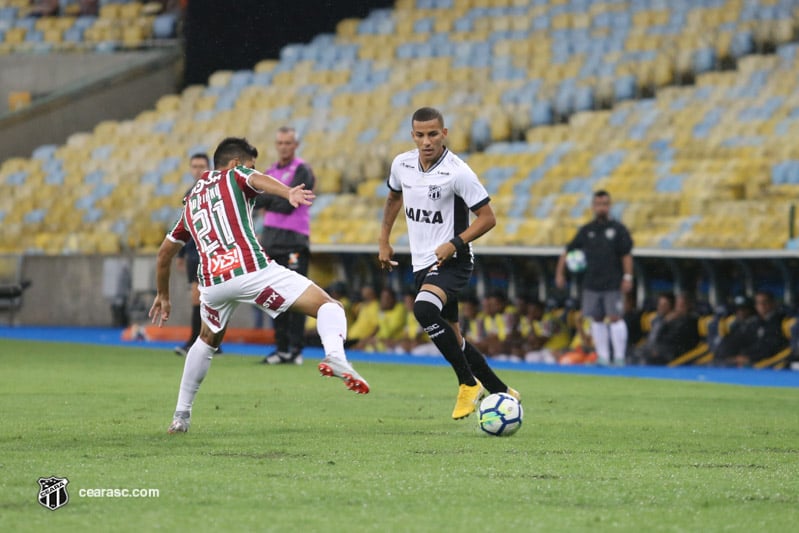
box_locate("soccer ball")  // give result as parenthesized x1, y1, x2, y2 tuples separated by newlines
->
(478, 393, 523, 436)
(565, 249, 587, 273)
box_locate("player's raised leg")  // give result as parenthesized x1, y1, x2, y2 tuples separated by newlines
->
(290, 283, 370, 394)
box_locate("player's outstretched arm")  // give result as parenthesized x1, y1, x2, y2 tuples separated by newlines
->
(250, 172, 314, 207)
(149, 238, 183, 327)
(378, 190, 403, 271)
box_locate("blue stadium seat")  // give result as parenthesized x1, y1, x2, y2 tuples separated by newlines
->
(5, 171, 28, 186)
(24, 209, 47, 224)
(45, 169, 65, 186)
(693, 47, 717, 74)
(25, 29, 44, 43)
(357, 128, 378, 144)
(42, 157, 62, 174)
(152, 119, 173, 135)
(270, 106, 292, 121)
(83, 208, 104, 223)
(187, 145, 208, 159)
(655, 175, 685, 193)
(32, 144, 58, 160)
(74, 16, 97, 30)
(15, 18, 36, 32)
(141, 171, 161, 185)
(530, 100, 553, 126)
(91, 145, 113, 160)
(152, 13, 177, 39)
(251, 71, 272, 86)
(279, 43, 303, 64)
(573, 86, 595, 113)
(84, 170, 104, 184)
(413, 18, 434, 34)
(730, 31, 754, 58)
(614, 75, 637, 101)
(470, 118, 491, 151)
(229, 70, 253, 89)
(0, 7, 17, 21)
(63, 27, 84, 43)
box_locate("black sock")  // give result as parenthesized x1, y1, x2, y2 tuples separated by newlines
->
(188, 304, 201, 345)
(414, 299, 476, 386)
(463, 340, 507, 393)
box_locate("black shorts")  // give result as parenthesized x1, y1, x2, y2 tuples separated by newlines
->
(413, 260, 473, 322)
(185, 255, 199, 284)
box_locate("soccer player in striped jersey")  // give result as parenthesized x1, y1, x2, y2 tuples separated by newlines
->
(150, 137, 369, 434)
(377, 107, 520, 420)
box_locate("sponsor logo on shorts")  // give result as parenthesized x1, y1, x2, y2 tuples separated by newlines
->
(255, 287, 285, 311)
(203, 304, 221, 328)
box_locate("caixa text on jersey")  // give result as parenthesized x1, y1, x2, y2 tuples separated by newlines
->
(406, 207, 443, 224)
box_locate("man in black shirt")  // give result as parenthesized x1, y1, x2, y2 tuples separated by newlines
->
(715, 296, 758, 365)
(726, 290, 788, 367)
(648, 293, 700, 365)
(174, 153, 211, 357)
(556, 190, 634, 365)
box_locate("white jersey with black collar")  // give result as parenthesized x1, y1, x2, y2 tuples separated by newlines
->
(387, 147, 490, 272)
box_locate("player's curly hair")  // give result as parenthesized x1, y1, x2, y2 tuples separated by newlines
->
(213, 137, 258, 168)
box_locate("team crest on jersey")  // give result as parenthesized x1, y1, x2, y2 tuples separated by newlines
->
(38, 476, 69, 511)
(428, 185, 442, 201)
(605, 228, 616, 239)
(210, 248, 242, 277)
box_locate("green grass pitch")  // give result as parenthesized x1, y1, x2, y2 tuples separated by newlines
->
(1, 339, 798, 532)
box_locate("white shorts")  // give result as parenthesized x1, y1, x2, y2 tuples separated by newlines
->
(199, 262, 313, 333)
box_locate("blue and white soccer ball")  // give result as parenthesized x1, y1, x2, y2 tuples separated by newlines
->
(478, 393, 523, 437)
(565, 249, 587, 273)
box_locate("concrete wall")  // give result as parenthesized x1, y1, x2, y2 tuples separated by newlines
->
(0, 51, 169, 113)
(7, 251, 355, 328)
(16, 254, 187, 327)
(0, 49, 182, 161)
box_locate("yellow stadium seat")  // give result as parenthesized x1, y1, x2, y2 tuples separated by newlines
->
(4, 27, 26, 45)
(119, 2, 143, 19)
(207, 70, 233, 88)
(99, 4, 122, 19)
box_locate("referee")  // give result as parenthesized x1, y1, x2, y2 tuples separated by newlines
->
(555, 190, 634, 365)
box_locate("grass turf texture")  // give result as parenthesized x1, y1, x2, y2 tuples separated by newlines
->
(1, 339, 798, 532)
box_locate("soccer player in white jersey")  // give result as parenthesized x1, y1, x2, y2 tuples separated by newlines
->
(378, 107, 520, 420)
(150, 137, 369, 434)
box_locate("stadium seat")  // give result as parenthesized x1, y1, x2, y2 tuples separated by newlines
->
(8, 0, 799, 253)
